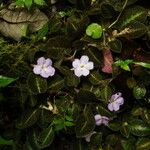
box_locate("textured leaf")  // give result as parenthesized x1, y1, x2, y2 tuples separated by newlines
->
(108, 121, 121, 131)
(0, 4, 48, 41)
(133, 86, 146, 99)
(120, 122, 130, 138)
(116, 6, 147, 28)
(75, 107, 95, 137)
(76, 89, 98, 104)
(141, 108, 150, 125)
(46, 36, 71, 59)
(16, 109, 40, 129)
(0, 75, 17, 88)
(108, 39, 122, 53)
(120, 22, 148, 39)
(48, 75, 64, 91)
(88, 71, 103, 85)
(136, 138, 150, 150)
(27, 74, 47, 94)
(100, 85, 112, 102)
(37, 126, 54, 148)
(129, 119, 150, 136)
(121, 138, 136, 150)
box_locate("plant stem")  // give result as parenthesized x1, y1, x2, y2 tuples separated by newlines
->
(108, 0, 128, 29)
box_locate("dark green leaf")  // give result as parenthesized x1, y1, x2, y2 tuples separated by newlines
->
(121, 138, 136, 150)
(76, 89, 98, 104)
(48, 75, 64, 91)
(108, 121, 121, 131)
(0, 136, 14, 146)
(16, 109, 40, 129)
(133, 86, 146, 99)
(116, 6, 147, 28)
(88, 71, 103, 85)
(27, 74, 47, 94)
(120, 122, 130, 138)
(129, 119, 150, 136)
(100, 85, 112, 102)
(75, 107, 95, 137)
(141, 108, 150, 125)
(37, 126, 54, 148)
(108, 39, 122, 53)
(136, 138, 150, 150)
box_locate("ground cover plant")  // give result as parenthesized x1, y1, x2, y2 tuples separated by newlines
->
(0, 0, 150, 149)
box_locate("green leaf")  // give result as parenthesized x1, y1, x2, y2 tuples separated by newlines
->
(85, 47, 103, 66)
(126, 77, 137, 89)
(45, 36, 71, 59)
(76, 89, 98, 104)
(101, 3, 116, 19)
(120, 22, 148, 39)
(0, 136, 14, 146)
(121, 138, 136, 150)
(34, 0, 46, 5)
(36, 23, 49, 40)
(88, 71, 103, 85)
(75, 107, 95, 137)
(37, 126, 54, 148)
(65, 72, 80, 87)
(48, 75, 64, 91)
(0, 75, 18, 88)
(96, 105, 116, 118)
(27, 74, 47, 94)
(114, 59, 133, 71)
(108, 39, 122, 53)
(136, 138, 150, 150)
(25, 0, 33, 9)
(120, 122, 131, 138)
(129, 119, 150, 136)
(108, 121, 121, 131)
(16, 109, 40, 129)
(64, 121, 75, 127)
(133, 62, 150, 69)
(116, 6, 147, 28)
(133, 86, 146, 99)
(86, 23, 103, 39)
(100, 85, 112, 102)
(141, 108, 150, 125)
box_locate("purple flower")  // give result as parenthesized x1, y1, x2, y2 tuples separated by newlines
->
(72, 55, 94, 77)
(83, 131, 96, 142)
(108, 92, 124, 111)
(33, 57, 55, 78)
(94, 114, 109, 126)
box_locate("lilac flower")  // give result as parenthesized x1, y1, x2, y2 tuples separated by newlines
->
(33, 57, 55, 78)
(72, 55, 94, 77)
(94, 114, 109, 126)
(83, 131, 96, 142)
(108, 92, 124, 111)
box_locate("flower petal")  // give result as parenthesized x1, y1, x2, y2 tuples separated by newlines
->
(37, 57, 45, 65)
(40, 70, 50, 78)
(44, 58, 52, 67)
(101, 116, 109, 126)
(72, 59, 80, 68)
(84, 131, 96, 142)
(111, 92, 122, 100)
(82, 68, 90, 76)
(74, 68, 82, 77)
(113, 102, 120, 111)
(116, 97, 124, 105)
(85, 62, 94, 70)
(45, 66, 55, 76)
(94, 114, 102, 126)
(80, 55, 89, 64)
(108, 103, 114, 111)
(33, 65, 42, 75)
